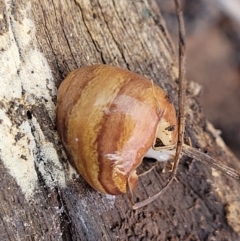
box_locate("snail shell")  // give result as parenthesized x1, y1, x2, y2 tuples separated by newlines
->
(56, 65, 178, 195)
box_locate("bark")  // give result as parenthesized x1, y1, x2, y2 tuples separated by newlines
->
(0, 0, 240, 240)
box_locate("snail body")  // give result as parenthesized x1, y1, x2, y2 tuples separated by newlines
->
(56, 65, 178, 195)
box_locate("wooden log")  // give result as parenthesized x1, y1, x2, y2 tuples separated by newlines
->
(0, 0, 239, 240)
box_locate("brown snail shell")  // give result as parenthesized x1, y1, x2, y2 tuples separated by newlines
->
(56, 65, 178, 195)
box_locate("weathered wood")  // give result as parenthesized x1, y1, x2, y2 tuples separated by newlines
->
(0, 0, 240, 240)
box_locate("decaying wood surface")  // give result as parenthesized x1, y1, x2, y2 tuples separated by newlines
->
(0, 0, 240, 240)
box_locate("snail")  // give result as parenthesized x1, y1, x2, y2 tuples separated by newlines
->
(56, 64, 179, 195)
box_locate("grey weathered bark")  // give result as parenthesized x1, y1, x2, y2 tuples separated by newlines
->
(0, 0, 240, 240)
